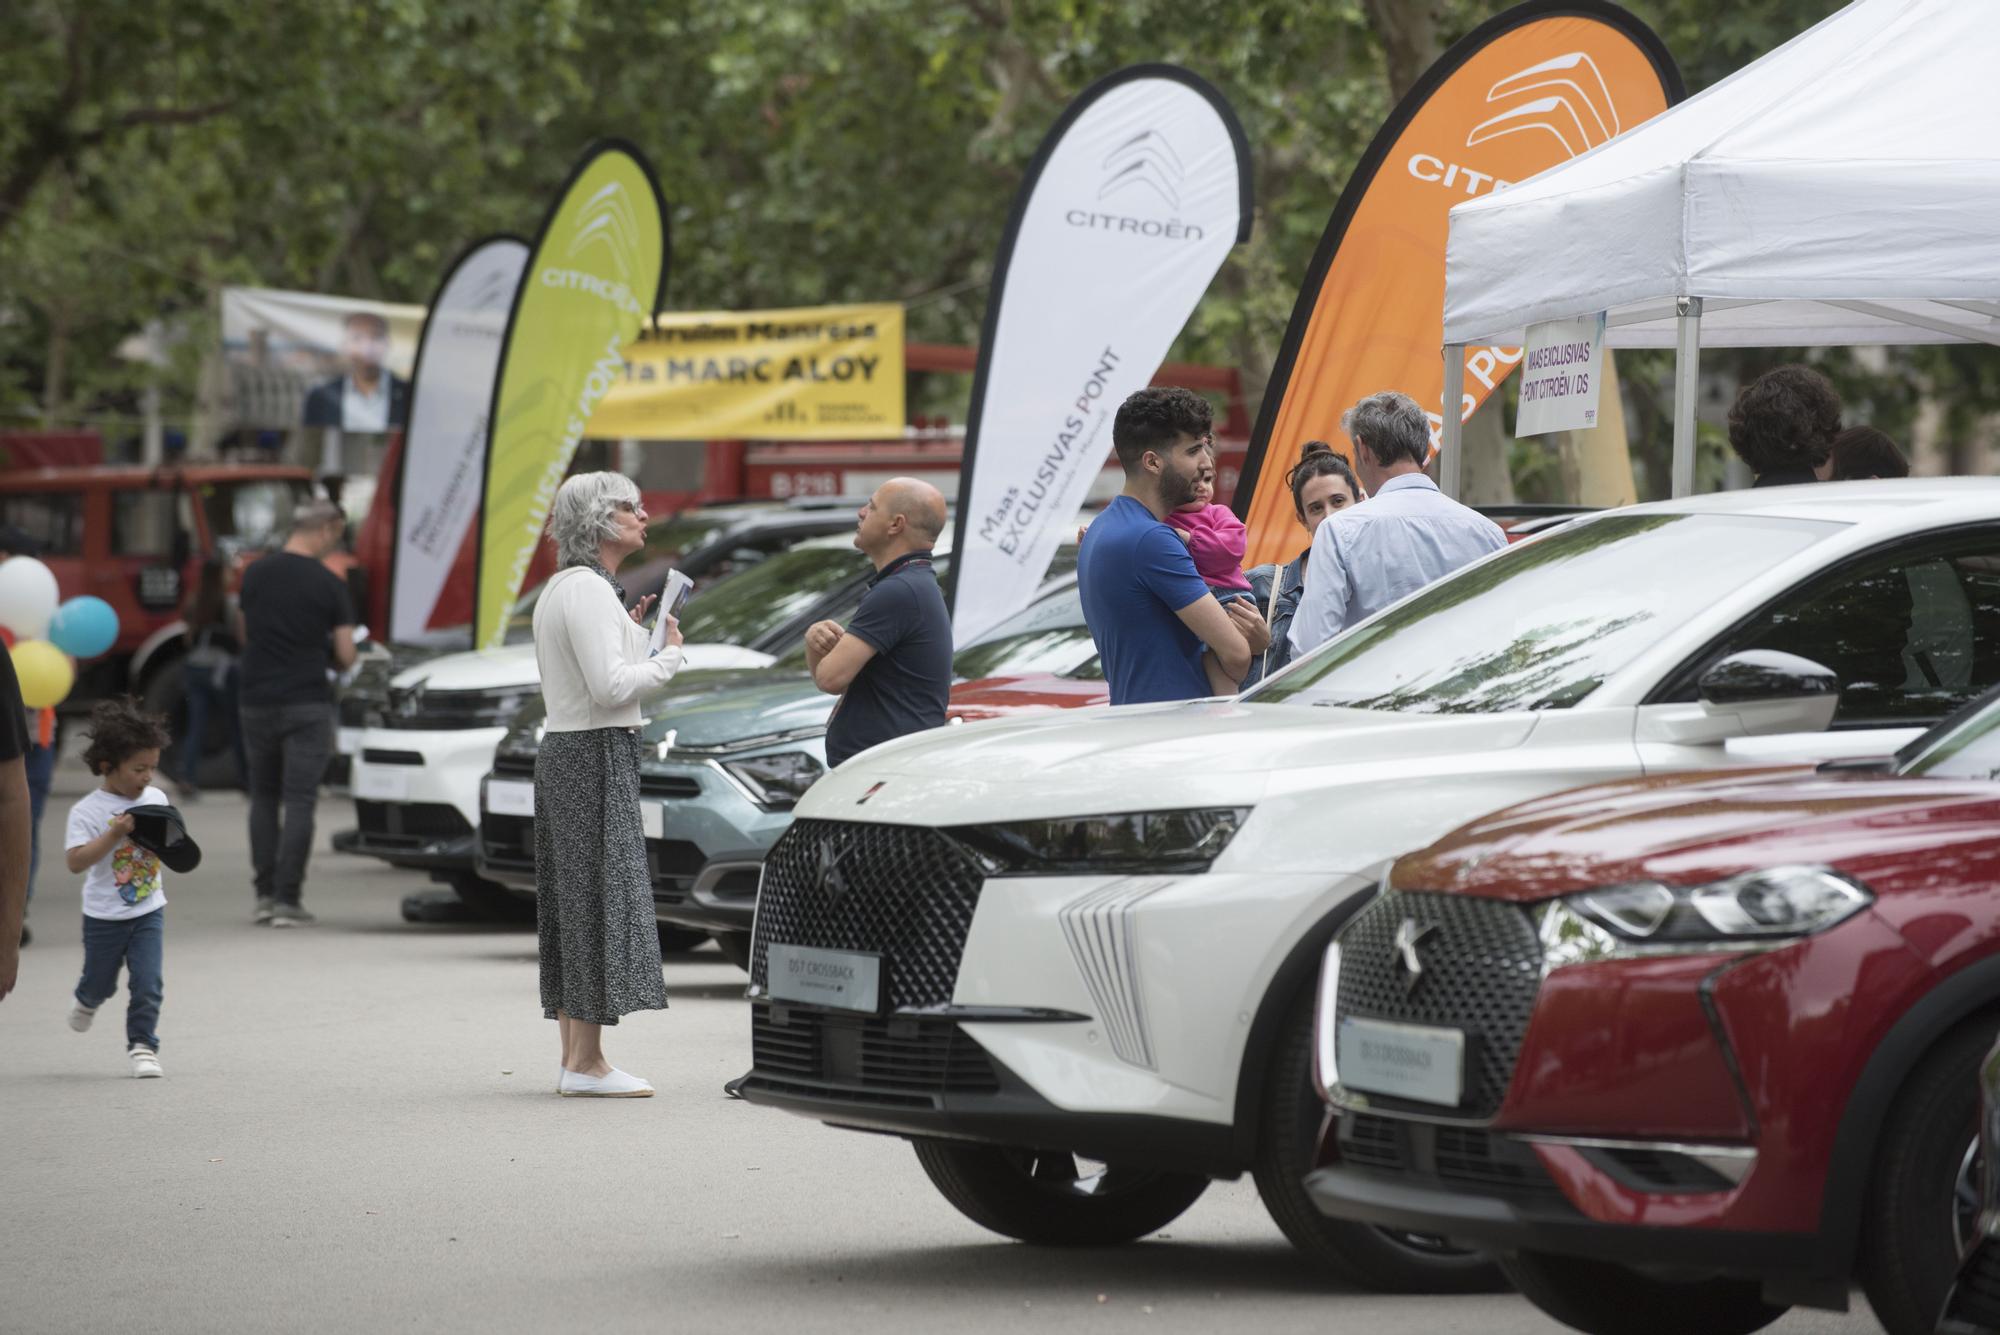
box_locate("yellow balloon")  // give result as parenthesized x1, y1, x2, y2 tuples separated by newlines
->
(12, 640, 75, 709)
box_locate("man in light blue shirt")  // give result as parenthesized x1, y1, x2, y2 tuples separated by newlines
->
(1288, 391, 1506, 659)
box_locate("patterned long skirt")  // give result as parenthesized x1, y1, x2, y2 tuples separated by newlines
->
(534, 727, 667, 1024)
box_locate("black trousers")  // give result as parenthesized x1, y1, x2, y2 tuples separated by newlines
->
(239, 701, 332, 905)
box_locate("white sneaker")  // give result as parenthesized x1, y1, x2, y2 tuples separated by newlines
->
(129, 1046, 163, 1079)
(558, 1067, 653, 1098)
(68, 1002, 96, 1033)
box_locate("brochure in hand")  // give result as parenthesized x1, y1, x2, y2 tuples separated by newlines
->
(649, 569, 693, 655)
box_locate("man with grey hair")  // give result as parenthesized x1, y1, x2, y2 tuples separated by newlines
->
(1288, 391, 1505, 658)
(236, 498, 356, 926)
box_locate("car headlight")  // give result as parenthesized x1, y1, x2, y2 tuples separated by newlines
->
(474, 690, 540, 727)
(496, 722, 544, 762)
(1565, 865, 1872, 944)
(721, 752, 825, 811)
(948, 807, 1250, 876)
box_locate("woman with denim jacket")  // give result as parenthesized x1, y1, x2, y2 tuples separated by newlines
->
(1242, 442, 1362, 688)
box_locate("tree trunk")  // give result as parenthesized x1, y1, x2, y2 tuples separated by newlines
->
(1361, 0, 1444, 100)
(41, 302, 70, 429)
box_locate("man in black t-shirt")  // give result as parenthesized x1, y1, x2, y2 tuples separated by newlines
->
(807, 479, 952, 768)
(0, 646, 33, 1000)
(237, 500, 356, 927)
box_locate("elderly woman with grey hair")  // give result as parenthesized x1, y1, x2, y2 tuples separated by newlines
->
(532, 471, 682, 1097)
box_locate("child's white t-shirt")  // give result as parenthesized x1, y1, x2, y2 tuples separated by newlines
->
(65, 787, 169, 921)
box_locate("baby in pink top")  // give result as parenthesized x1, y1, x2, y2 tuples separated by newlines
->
(1171, 476, 1252, 596)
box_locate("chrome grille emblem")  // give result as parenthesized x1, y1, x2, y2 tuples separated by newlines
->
(1392, 918, 1438, 992)
(816, 835, 854, 902)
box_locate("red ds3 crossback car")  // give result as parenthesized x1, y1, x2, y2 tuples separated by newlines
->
(1305, 679, 2000, 1335)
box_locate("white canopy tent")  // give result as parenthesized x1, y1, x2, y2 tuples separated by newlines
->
(1437, 0, 2000, 496)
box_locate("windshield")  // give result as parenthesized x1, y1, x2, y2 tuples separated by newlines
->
(1247, 512, 1839, 714)
(678, 543, 870, 648)
(951, 585, 1094, 681)
(1899, 685, 2000, 779)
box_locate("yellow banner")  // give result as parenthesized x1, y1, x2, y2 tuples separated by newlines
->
(587, 303, 904, 441)
(476, 143, 665, 649)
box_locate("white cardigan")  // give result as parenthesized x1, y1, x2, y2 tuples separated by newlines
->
(533, 567, 684, 732)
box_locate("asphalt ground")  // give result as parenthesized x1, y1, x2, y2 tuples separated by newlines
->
(2, 760, 1888, 1334)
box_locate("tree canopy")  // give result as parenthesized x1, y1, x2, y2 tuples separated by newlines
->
(13, 0, 1977, 494)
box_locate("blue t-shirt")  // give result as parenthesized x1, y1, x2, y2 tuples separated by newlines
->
(1077, 495, 1213, 705)
(825, 552, 953, 767)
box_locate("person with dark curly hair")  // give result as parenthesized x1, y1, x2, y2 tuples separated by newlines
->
(1726, 364, 1843, 487)
(1825, 425, 1910, 481)
(1078, 387, 1267, 703)
(63, 699, 175, 1078)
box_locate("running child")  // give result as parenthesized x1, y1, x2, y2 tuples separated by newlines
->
(65, 699, 172, 1078)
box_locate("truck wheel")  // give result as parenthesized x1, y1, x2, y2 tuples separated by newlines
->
(912, 1139, 1209, 1245)
(1503, 1251, 1787, 1335)
(657, 925, 708, 954)
(1860, 1019, 1995, 1335)
(1253, 986, 1505, 1292)
(713, 930, 752, 971)
(447, 872, 534, 922)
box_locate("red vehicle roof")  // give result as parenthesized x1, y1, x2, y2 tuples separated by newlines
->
(947, 672, 1108, 722)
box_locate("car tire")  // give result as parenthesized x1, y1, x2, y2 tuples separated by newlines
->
(911, 1139, 1209, 1246)
(447, 872, 534, 922)
(657, 925, 708, 954)
(713, 930, 752, 971)
(1252, 987, 1506, 1292)
(1503, 1251, 1788, 1335)
(1859, 1018, 1996, 1335)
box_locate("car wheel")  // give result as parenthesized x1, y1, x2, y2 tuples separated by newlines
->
(447, 872, 534, 922)
(1503, 1251, 1788, 1335)
(1252, 986, 1506, 1292)
(911, 1139, 1209, 1246)
(1860, 1018, 1996, 1335)
(713, 930, 752, 971)
(657, 924, 707, 954)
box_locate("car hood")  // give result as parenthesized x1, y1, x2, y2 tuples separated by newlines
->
(945, 673, 1109, 721)
(1395, 766, 2000, 900)
(800, 700, 1540, 823)
(640, 670, 831, 752)
(391, 640, 774, 691)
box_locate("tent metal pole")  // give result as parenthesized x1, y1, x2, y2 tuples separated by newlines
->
(1671, 298, 1702, 497)
(1439, 345, 1466, 498)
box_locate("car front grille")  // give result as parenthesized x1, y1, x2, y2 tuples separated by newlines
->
(383, 687, 512, 731)
(480, 813, 535, 873)
(750, 1004, 1000, 1107)
(356, 801, 470, 844)
(493, 754, 535, 781)
(1337, 889, 1543, 1119)
(751, 818, 984, 1011)
(1337, 1112, 1567, 1203)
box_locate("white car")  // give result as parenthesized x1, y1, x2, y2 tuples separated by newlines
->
(733, 479, 2000, 1289)
(340, 640, 772, 901)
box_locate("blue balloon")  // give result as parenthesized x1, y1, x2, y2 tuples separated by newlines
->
(48, 596, 118, 660)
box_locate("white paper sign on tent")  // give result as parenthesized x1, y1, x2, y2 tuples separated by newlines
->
(1514, 313, 1606, 437)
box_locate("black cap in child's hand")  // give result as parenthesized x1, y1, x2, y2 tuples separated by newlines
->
(122, 804, 202, 873)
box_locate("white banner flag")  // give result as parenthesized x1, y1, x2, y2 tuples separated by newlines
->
(950, 66, 1251, 644)
(391, 236, 531, 641)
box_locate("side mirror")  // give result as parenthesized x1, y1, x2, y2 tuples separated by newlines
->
(1640, 650, 1841, 745)
(1698, 650, 1840, 737)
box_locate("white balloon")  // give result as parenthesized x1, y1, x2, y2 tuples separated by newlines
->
(0, 556, 61, 640)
